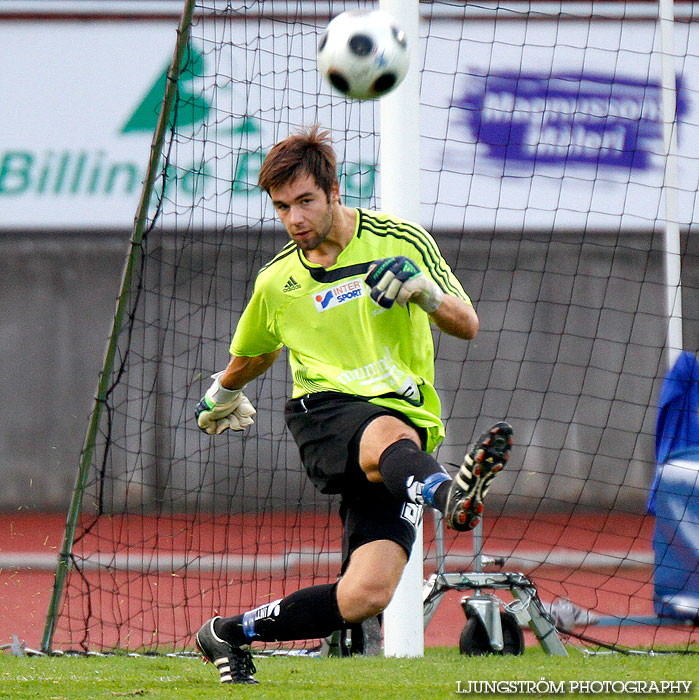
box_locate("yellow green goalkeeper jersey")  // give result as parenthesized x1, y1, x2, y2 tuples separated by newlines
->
(230, 208, 472, 453)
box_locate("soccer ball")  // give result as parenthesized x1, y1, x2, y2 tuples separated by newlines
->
(317, 9, 409, 100)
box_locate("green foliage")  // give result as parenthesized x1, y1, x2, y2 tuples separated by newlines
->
(0, 647, 696, 700)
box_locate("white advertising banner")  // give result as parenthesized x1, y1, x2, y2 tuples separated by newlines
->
(0, 22, 189, 228)
(425, 17, 699, 232)
(1, 15, 697, 230)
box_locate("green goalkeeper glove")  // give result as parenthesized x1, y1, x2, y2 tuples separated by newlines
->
(364, 256, 444, 314)
(195, 372, 256, 435)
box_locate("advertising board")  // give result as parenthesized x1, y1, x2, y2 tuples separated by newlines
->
(1, 13, 697, 230)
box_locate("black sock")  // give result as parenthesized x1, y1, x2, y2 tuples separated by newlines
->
(378, 439, 451, 511)
(215, 582, 345, 645)
(432, 480, 451, 513)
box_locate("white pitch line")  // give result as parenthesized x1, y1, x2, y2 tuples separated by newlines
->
(0, 548, 652, 572)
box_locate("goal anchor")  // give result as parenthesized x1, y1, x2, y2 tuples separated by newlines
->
(422, 570, 568, 656)
(426, 512, 567, 656)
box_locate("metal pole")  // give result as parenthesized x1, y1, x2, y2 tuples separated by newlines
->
(472, 520, 484, 573)
(658, 0, 684, 367)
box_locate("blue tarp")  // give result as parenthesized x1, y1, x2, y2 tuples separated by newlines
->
(647, 351, 699, 622)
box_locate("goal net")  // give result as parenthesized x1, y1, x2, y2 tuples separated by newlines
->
(45, 0, 698, 654)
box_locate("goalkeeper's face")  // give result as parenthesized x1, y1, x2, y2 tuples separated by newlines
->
(269, 173, 339, 252)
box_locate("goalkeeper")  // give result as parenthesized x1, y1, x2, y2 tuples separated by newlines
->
(194, 125, 513, 684)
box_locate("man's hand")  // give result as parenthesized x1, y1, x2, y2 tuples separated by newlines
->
(195, 371, 256, 435)
(364, 256, 444, 313)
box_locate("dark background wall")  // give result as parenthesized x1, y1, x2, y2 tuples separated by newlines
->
(2, 228, 694, 513)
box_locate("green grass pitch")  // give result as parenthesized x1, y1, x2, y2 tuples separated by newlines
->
(0, 647, 696, 700)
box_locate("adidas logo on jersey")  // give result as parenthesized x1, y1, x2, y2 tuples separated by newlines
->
(283, 276, 302, 292)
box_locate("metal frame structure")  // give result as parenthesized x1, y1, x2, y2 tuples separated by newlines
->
(423, 571, 568, 656)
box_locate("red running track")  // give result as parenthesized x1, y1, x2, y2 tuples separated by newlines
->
(1, 512, 697, 653)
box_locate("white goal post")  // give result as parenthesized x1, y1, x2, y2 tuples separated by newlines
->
(379, 0, 425, 660)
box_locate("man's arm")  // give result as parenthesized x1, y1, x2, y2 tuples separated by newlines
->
(195, 349, 282, 434)
(364, 256, 478, 340)
(218, 349, 283, 389)
(429, 295, 479, 340)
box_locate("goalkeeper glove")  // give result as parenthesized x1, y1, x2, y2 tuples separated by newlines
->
(364, 256, 444, 314)
(195, 371, 256, 435)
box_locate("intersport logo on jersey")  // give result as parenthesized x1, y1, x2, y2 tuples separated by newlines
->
(313, 279, 365, 312)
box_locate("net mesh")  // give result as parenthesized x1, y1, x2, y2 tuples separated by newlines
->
(50, 0, 699, 653)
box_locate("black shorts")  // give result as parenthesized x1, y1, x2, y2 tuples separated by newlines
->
(284, 391, 425, 567)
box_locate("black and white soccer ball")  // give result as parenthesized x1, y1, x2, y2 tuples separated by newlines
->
(317, 9, 409, 100)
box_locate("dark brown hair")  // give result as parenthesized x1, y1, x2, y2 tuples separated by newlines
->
(258, 125, 338, 198)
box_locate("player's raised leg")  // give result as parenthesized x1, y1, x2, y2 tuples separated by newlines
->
(359, 415, 513, 531)
(444, 421, 513, 531)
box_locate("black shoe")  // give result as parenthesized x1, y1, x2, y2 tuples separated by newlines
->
(195, 617, 258, 685)
(445, 422, 513, 531)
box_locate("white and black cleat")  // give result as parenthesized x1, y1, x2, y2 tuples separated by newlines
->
(445, 421, 513, 531)
(195, 617, 258, 685)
